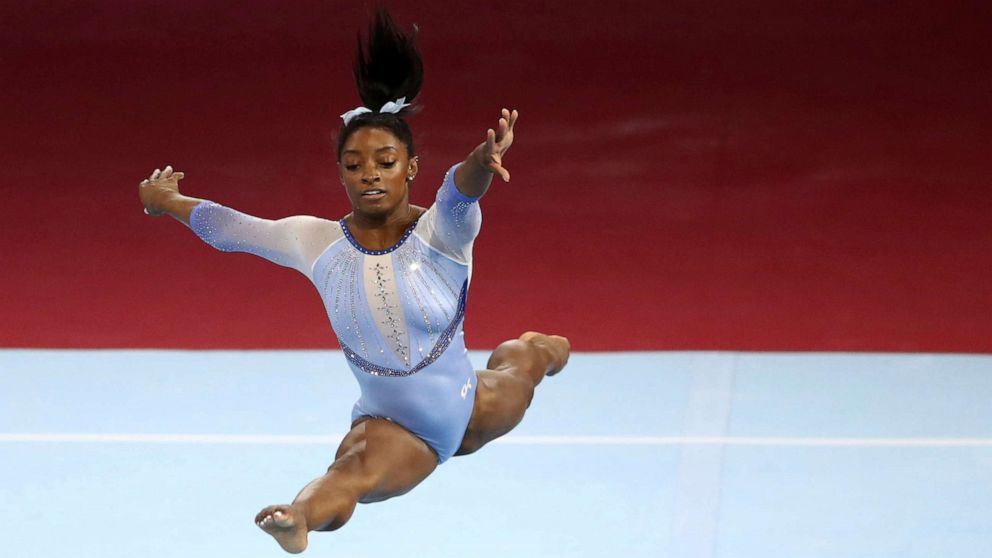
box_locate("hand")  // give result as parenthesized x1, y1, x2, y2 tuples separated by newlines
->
(139, 165, 185, 216)
(472, 108, 518, 182)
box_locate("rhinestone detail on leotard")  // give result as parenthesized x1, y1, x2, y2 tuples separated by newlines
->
(370, 261, 409, 365)
(340, 280, 468, 377)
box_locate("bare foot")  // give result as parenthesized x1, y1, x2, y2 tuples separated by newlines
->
(255, 504, 309, 554)
(520, 331, 571, 376)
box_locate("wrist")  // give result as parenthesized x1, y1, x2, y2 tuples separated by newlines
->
(145, 189, 186, 216)
(470, 144, 494, 173)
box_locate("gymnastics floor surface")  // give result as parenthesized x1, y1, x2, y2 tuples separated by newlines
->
(2, 350, 990, 557)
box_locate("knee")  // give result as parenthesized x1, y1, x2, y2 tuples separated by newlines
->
(489, 376, 534, 426)
(486, 339, 533, 370)
(513, 376, 536, 411)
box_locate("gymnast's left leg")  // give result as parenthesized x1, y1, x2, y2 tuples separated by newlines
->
(456, 331, 570, 455)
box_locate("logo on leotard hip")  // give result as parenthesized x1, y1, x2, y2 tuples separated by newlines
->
(460, 378, 472, 400)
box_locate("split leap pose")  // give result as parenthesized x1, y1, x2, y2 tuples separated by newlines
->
(137, 9, 569, 554)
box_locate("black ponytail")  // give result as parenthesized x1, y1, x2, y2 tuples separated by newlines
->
(336, 8, 423, 161)
(355, 8, 423, 112)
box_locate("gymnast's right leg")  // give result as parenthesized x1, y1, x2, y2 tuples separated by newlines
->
(255, 417, 438, 554)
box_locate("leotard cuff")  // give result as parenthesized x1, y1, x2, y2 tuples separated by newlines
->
(444, 164, 483, 203)
(188, 200, 215, 230)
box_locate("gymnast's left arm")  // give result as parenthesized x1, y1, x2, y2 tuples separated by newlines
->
(453, 108, 519, 199)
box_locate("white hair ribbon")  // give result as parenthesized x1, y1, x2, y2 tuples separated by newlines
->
(339, 106, 372, 125)
(380, 97, 410, 114)
(340, 97, 410, 125)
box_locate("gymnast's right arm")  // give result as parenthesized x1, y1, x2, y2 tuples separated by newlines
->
(138, 165, 337, 276)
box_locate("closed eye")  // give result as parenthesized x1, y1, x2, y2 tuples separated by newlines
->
(380, 161, 397, 169)
(344, 164, 360, 171)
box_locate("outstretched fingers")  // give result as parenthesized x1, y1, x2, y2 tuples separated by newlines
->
(501, 108, 518, 132)
(147, 165, 184, 183)
(486, 127, 498, 152)
(485, 128, 510, 182)
(494, 108, 518, 144)
(501, 108, 518, 139)
(495, 116, 509, 142)
(487, 108, 519, 182)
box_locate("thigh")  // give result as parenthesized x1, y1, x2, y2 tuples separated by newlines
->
(336, 417, 439, 503)
(456, 368, 535, 456)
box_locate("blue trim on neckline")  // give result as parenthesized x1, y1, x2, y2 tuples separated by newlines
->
(339, 217, 419, 255)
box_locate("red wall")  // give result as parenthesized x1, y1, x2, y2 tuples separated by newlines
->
(2, 1, 989, 351)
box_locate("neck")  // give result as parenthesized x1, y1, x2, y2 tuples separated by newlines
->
(349, 202, 414, 230)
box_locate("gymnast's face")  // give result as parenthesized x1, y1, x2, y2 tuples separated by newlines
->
(338, 126, 418, 217)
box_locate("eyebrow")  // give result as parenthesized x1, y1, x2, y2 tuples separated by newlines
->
(342, 146, 398, 155)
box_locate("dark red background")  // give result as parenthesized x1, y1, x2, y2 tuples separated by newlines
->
(2, 1, 989, 351)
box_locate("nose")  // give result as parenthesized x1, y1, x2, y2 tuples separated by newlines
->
(361, 164, 381, 185)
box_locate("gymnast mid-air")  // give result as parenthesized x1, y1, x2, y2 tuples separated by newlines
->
(137, 8, 569, 554)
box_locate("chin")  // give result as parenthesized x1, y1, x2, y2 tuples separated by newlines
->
(354, 200, 394, 215)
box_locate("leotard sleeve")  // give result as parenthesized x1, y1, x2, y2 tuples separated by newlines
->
(415, 163, 483, 264)
(189, 201, 342, 278)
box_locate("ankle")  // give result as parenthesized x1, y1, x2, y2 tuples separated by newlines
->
(290, 502, 313, 531)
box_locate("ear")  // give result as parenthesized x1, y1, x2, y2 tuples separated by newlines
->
(407, 156, 419, 182)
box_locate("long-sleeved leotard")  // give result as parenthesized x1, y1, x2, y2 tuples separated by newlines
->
(189, 164, 481, 462)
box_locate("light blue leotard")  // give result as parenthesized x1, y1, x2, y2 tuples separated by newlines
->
(189, 164, 481, 462)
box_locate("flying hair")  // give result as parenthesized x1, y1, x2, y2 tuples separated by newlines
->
(336, 7, 423, 160)
(354, 7, 423, 112)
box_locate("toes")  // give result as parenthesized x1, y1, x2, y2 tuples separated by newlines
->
(256, 507, 276, 525)
(256, 506, 296, 529)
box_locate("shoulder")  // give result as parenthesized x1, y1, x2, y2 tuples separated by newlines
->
(280, 215, 345, 244)
(282, 214, 341, 228)
(411, 205, 429, 220)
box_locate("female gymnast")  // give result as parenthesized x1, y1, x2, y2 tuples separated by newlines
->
(137, 9, 569, 554)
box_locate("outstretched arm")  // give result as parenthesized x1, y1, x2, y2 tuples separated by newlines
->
(453, 108, 519, 199)
(137, 165, 339, 277)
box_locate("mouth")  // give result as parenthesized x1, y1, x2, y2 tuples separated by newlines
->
(361, 188, 386, 199)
